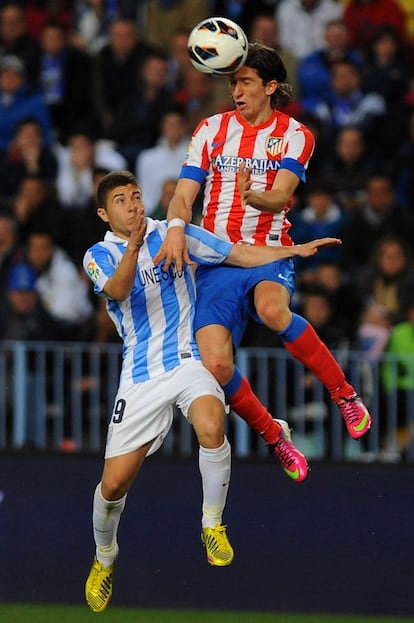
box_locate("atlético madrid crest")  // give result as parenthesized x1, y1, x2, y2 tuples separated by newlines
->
(266, 136, 284, 157)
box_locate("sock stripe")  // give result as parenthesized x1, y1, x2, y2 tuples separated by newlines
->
(222, 366, 243, 399)
(278, 313, 307, 342)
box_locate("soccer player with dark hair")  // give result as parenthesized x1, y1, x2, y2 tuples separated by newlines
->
(83, 169, 339, 611)
(155, 42, 372, 470)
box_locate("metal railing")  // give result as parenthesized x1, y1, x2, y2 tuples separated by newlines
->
(1, 340, 413, 462)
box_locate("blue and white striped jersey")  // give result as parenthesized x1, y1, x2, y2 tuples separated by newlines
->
(83, 218, 232, 383)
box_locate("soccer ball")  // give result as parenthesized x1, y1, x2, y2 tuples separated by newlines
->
(187, 17, 248, 76)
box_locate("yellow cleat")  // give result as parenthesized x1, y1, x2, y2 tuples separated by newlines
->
(201, 523, 234, 567)
(85, 557, 116, 612)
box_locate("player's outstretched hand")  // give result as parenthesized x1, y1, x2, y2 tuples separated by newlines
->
(294, 237, 342, 257)
(154, 225, 193, 272)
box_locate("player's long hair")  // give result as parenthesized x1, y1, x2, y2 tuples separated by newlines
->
(245, 42, 296, 109)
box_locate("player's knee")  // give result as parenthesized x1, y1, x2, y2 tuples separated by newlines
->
(203, 356, 233, 385)
(197, 423, 225, 449)
(193, 403, 225, 448)
(101, 478, 129, 501)
(255, 298, 290, 331)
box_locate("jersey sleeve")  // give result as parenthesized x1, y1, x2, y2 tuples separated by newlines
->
(185, 224, 233, 264)
(279, 123, 315, 182)
(83, 243, 116, 295)
(179, 118, 210, 184)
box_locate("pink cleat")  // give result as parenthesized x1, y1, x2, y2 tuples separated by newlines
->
(336, 393, 372, 439)
(271, 419, 309, 483)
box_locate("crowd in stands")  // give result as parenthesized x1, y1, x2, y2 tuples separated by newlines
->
(1, 0, 414, 375)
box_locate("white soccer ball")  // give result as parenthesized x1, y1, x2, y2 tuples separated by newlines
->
(187, 17, 248, 76)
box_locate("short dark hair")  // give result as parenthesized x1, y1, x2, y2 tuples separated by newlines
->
(245, 42, 295, 108)
(96, 170, 138, 209)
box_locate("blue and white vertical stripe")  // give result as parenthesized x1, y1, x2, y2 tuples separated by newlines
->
(83, 218, 232, 383)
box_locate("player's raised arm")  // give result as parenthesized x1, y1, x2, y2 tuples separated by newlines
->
(103, 206, 146, 301)
(225, 237, 342, 267)
(153, 178, 199, 271)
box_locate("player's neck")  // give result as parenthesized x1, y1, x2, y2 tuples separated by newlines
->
(237, 107, 276, 128)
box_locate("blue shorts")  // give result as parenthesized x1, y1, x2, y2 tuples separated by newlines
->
(194, 259, 296, 349)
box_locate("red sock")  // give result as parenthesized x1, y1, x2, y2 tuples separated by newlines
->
(228, 376, 281, 444)
(282, 322, 354, 401)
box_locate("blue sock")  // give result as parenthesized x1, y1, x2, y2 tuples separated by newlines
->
(222, 366, 243, 400)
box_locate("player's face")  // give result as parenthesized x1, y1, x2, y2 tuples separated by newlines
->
(229, 66, 277, 125)
(99, 184, 143, 239)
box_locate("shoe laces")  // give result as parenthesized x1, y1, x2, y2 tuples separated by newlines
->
(210, 524, 227, 540)
(339, 395, 362, 425)
(91, 562, 112, 595)
(273, 436, 295, 468)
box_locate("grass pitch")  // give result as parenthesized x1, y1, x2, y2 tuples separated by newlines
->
(0, 605, 413, 623)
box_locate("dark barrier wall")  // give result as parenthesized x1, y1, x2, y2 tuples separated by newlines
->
(0, 453, 413, 617)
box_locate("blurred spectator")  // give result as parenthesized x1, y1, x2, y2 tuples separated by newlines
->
(144, 0, 208, 52)
(0, 117, 57, 202)
(54, 127, 126, 211)
(92, 17, 160, 135)
(399, 0, 414, 45)
(356, 235, 414, 359)
(25, 0, 73, 39)
(136, 108, 189, 215)
(0, 213, 25, 318)
(357, 233, 414, 326)
(320, 124, 379, 213)
(0, 260, 72, 446)
(297, 18, 363, 109)
(342, 0, 407, 56)
(249, 13, 298, 90)
(71, 0, 115, 55)
(298, 285, 351, 350)
(166, 27, 192, 92)
(362, 25, 410, 123)
(341, 174, 414, 273)
(149, 177, 177, 220)
(0, 261, 63, 340)
(38, 20, 97, 143)
(0, 2, 42, 85)
(275, 0, 343, 61)
(11, 174, 66, 247)
(62, 165, 110, 268)
(212, 1, 276, 35)
(382, 298, 414, 438)
(175, 64, 233, 132)
(393, 109, 414, 212)
(148, 176, 204, 225)
(303, 261, 362, 338)
(26, 230, 94, 340)
(357, 309, 391, 363)
(402, 73, 414, 117)
(289, 182, 347, 274)
(304, 59, 386, 144)
(0, 55, 53, 153)
(108, 50, 176, 168)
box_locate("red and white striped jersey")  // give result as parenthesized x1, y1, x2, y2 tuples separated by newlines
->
(180, 108, 315, 246)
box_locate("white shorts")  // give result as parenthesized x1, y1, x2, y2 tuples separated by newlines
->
(104, 360, 225, 459)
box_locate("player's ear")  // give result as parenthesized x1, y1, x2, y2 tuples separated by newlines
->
(97, 207, 110, 223)
(266, 80, 278, 95)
